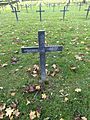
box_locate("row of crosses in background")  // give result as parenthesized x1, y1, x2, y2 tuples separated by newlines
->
(7, 2, 90, 21)
(21, 30, 63, 82)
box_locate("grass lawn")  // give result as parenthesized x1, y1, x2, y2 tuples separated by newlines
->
(0, 2, 90, 120)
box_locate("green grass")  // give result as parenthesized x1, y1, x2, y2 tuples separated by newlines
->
(0, 2, 90, 120)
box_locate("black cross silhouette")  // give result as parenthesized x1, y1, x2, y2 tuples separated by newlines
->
(12, 6, 20, 21)
(21, 30, 63, 81)
(85, 5, 90, 19)
(36, 3, 45, 21)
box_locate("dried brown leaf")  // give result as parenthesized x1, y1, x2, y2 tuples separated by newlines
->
(0, 112, 4, 119)
(5, 107, 14, 118)
(0, 103, 6, 111)
(29, 111, 36, 120)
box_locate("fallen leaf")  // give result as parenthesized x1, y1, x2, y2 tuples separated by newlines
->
(43, 117, 50, 120)
(32, 74, 38, 77)
(29, 111, 36, 120)
(60, 118, 64, 120)
(11, 92, 16, 96)
(26, 99, 30, 105)
(64, 97, 69, 102)
(54, 68, 60, 73)
(50, 71, 56, 77)
(11, 57, 18, 64)
(0, 112, 4, 119)
(52, 64, 57, 69)
(33, 64, 39, 71)
(32, 70, 37, 74)
(75, 88, 81, 93)
(35, 85, 41, 90)
(0, 87, 3, 90)
(75, 55, 83, 61)
(45, 64, 48, 67)
(0, 103, 6, 111)
(74, 116, 82, 120)
(42, 93, 47, 99)
(5, 107, 14, 118)
(24, 85, 36, 93)
(81, 117, 87, 120)
(13, 109, 20, 117)
(70, 65, 77, 72)
(36, 111, 40, 118)
(27, 68, 31, 72)
(10, 102, 17, 109)
(15, 69, 19, 72)
(2, 63, 8, 67)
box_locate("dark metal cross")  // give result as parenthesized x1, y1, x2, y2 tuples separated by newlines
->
(52, 3, 55, 12)
(21, 30, 63, 81)
(60, 6, 69, 20)
(36, 3, 45, 21)
(12, 6, 20, 21)
(78, 2, 83, 11)
(65, 2, 70, 10)
(25, 4, 28, 13)
(85, 5, 90, 19)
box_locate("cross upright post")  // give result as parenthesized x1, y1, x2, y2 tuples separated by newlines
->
(85, 5, 90, 19)
(12, 6, 20, 21)
(25, 4, 28, 13)
(16, 2, 19, 10)
(21, 30, 63, 82)
(78, 2, 83, 11)
(60, 6, 69, 21)
(65, 2, 70, 10)
(36, 3, 45, 21)
(52, 3, 55, 12)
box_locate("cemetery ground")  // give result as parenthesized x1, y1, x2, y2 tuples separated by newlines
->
(0, 2, 90, 120)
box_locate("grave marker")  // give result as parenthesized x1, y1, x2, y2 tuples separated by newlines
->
(29, 4, 33, 11)
(78, 2, 83, 11)
(20, 4, 24, 10)
(12, 6, 20, 21)
(65, 2, 70, 10)
(60, 6, 69, 20)
(52, 3, 55, 12)
(25, 4, 28, 13)
(85, 5, 90, 19)
(21, 30, 63, 82)
(7, 0, 14, 11)
(36, 3, 45, 21)
(16, 2, 19, 10)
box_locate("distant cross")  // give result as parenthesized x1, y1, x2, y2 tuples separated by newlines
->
(65, 2, 70, 10)
(21, 30, 63, 82)
(52, 3, 55, 12)
(58, 3, 61, 9)
(20, 4, 24, 10)
(78, 2, 83, 11)
(12, 7, 20, 21)
(48, 3, 51, 8)
(16, 2, 19, 10)
(36, 3, 45, 21)
(85, 5, 90, 19)
(60, 6, 69, 20)
(7, 0, 14, 11)
(29, 4, 32, 11)
(25, 4, 28, 13)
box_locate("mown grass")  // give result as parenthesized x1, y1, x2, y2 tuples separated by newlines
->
(0, 2, 90, 120)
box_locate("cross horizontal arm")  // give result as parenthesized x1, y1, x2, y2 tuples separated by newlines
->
(21, 47, 39, 53)
(85, 8, 90, 11)
(36, 10, 45, 12)
(12, 10, 20, 12)
(60, 10, 69, 12)
(45, 46, 63, 52)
